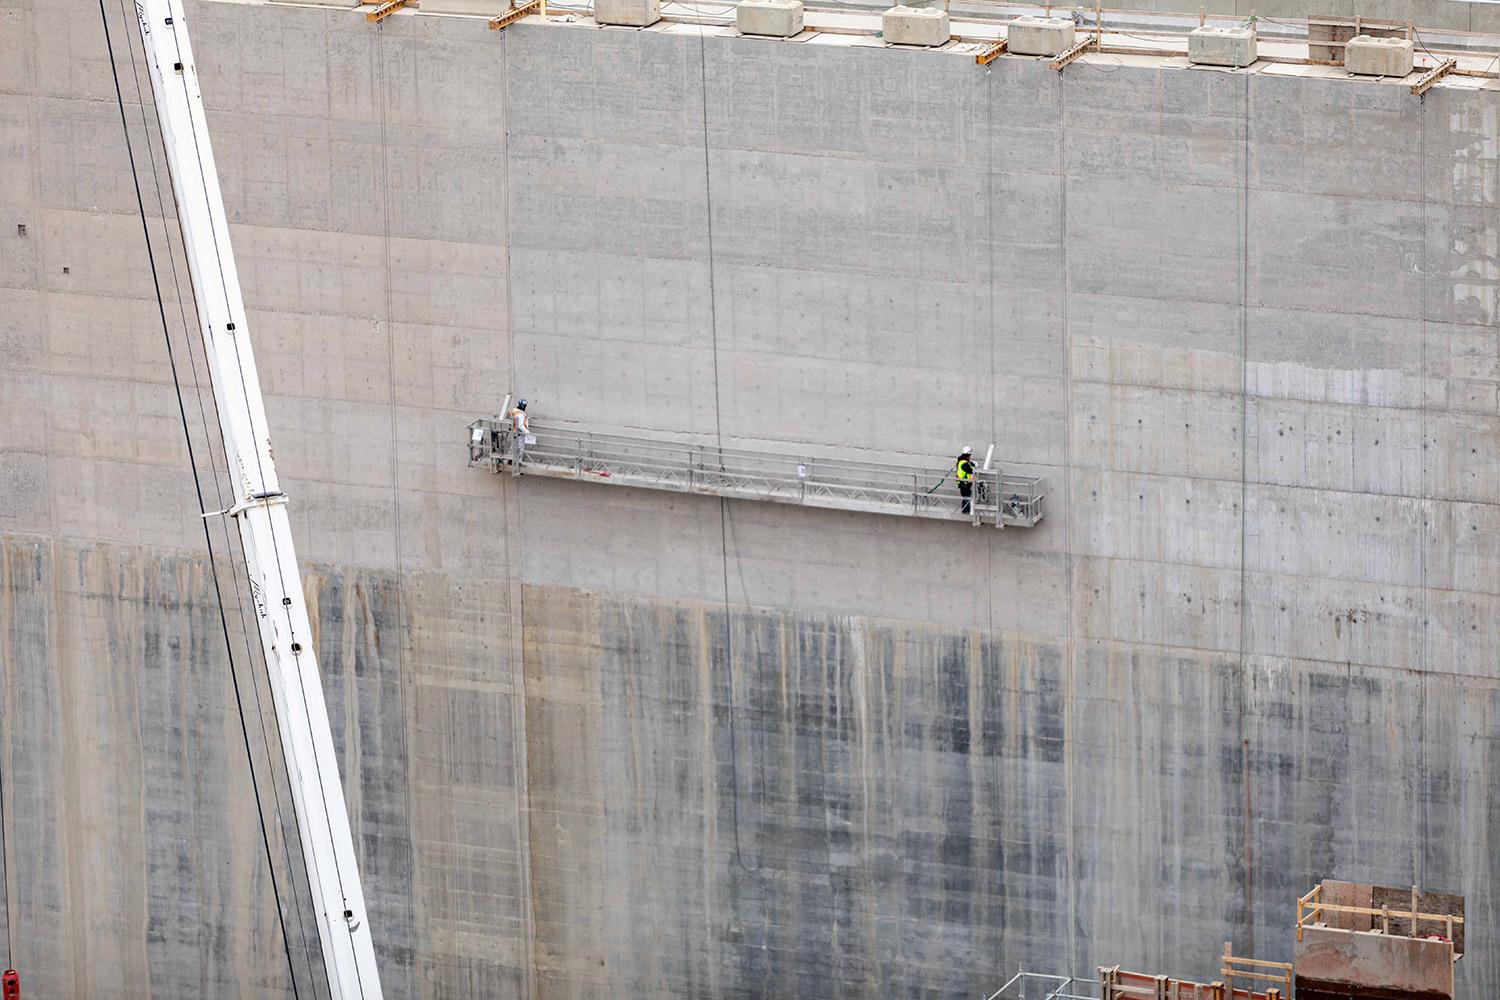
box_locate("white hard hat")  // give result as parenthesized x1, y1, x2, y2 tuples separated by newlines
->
(961, 446, 972, 455)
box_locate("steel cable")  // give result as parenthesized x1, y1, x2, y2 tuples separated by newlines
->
(96, 1, 304, 994)
(698, 28, 763, 876)
(112, 0, 321, 981)
(153, 14, 369, 994)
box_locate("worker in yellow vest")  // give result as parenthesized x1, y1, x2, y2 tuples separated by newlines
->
(955, 446, 975, 514)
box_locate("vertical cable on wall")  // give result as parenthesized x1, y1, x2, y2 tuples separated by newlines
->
(113, 0, 320, 980)
(698, 28, 760, 875)
(96, 1, 303, 992)
(495, 27, 540, 999)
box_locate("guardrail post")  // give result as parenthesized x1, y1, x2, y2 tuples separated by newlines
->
(686, 449, 694, 491)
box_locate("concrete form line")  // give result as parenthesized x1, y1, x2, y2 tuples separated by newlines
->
(1416, 81, 1433, 886)
(373, 27, 423, 974)
(1074, 462, 1500, 510)
(1055, 65, 1080, 981)
(496, 27, 540, 1000)
(1078, 632, 1500, 688)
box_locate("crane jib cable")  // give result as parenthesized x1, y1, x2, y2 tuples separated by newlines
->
(114, 0, 319, 977)
(97, 2, 304, 995)
(146, 5, 379, 995)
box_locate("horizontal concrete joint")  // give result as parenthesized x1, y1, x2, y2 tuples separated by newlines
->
(881, 5, 949, 46)
(1345, 34, 1415, 77)
(737, 0, 803, 37)
(1006, 15, 1075, 56)
(594, 0, 660, 25)
(1187, 26, 1256, 67)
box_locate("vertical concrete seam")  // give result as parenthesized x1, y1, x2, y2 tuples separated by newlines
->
(1416, 89, 1431, 884)
(985, 67, 997, 642)
(1236, 68, 1254, 959)
(1057, 67, 1078, 978)
(21, 0, 50, 976)
(497, 30, 539, 999)
(14, 2, 47, 969)
(374, 21, 418, 949)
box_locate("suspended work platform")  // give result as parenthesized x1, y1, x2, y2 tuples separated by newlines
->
(467, 419, 1045, 528)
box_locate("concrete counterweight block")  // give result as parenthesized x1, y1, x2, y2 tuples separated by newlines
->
(1345, 34, 1415, 76)
(737, 0, 803, 36)
(1187, 25, 1256, 67)
(882, 5, 949, 46)
(1006, 15, 1075, 56)
(594, 0, 660, 25)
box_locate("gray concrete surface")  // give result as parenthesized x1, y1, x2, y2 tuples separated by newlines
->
(1097, 0, 1500, 34)
(3, 1, 1500, 998)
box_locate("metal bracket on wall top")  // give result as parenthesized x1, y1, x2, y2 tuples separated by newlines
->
(1411, 58, 1456, 95)
(1050, 35, 1095, 70)
(975, 38, 1007, 65)
(366, 0, 411, 22)
(490, 0, 540, 30)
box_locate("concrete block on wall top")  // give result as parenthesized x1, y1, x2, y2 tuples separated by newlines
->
(1187, 25, 1256, 67)
(1345, 34, 1415, 76)
(882, 5, 949, 46)
(1006, 15, 1074, 56)
(737, 0, 803, 37)
(595, 0, 660, 25)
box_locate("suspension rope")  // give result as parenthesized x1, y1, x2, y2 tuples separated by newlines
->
(97, 2, 303, 994)
(698, 29, 761, 875)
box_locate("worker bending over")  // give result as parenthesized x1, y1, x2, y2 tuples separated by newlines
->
(955, 446, 975, 514)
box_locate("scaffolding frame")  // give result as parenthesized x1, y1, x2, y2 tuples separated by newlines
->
(1296, 882, 1464, 947)
(468, 419, 1046, 528)
(984, 971, 1101, 1000)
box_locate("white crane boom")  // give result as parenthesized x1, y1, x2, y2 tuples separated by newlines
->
(130, 2, 384, 996)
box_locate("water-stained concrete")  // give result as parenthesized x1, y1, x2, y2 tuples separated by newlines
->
(3, 0, 1500, 997)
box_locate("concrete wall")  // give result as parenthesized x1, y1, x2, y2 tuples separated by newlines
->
(1, 2, 526, 995)
(1103, 0, 1500, 33)
(3, 1, 1500, 998)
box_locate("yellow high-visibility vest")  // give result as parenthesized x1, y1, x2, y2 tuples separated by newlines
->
(956, 458, 973, 481)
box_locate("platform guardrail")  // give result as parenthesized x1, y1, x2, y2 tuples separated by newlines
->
(468, 419, 1044, 528)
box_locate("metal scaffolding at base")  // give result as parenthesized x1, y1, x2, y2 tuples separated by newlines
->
(981, 880, 1466, 1000)
(467, 419, 1046, 528)
(985, 965, 1289, 1000)
(984, 972, 1100, 1000)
